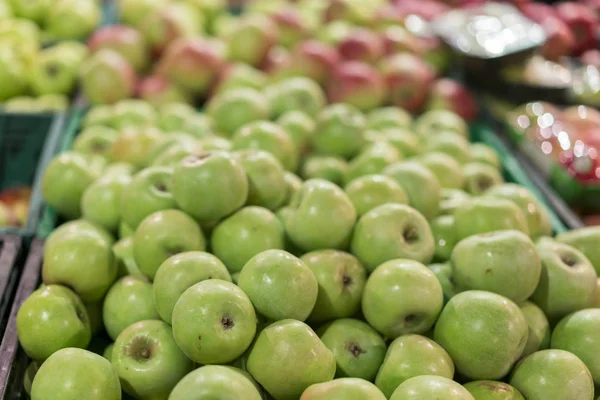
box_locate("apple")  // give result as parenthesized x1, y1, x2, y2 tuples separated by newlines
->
(327, 61, 387, 112)
(428, 262, 459, 303)
(338, 28, 384, 64)
(111, 99, 157, 130)
(133, 209, 206, 280)
(23, 361, 40, 397)
(288, 39, 341, 85)
(463, 162, 504, 195)
(282, 171, 303, 205)
(383, 161, 441, 220)
(430, 214, 458, 262)
(344, 141, 402, 185)
(138, 75, 191, 109)
(112, 125, 163, 167)
(172, 152, 248, 222)
(88, 25, 150, 73)
(10, 0, 49, 24)
(312, 103, 367, 159)
(247, 319, 336, 400)
(266, 77, 326, 119)
(262, 45, 295, 81)
(30, 348, 121, 400)
(301, 378, 387, 400)
(80, 49, 137, 105)
(112, 319, 193, 399)
(423, 133, 472, 165)
(367, 107, 412, 131)
(17, 285, 91, 361)
(235, 150, 287, 210)
(82, 105, 114, 128)
(531, 239, 597, 322)
(170, 365, 263, 400)
(519, 301, 551, 359)
(270, 6, 310, 48)
(118, 0, 169, 28)
(277, 110, 316, 157)
(464, 381, 525, 400)
(510, 350, 594, 400)
(172, 279, 257, 364)
(324, 0, 379, 26)
(344, 174, 408, 216)
(29, 47, 79, 96)
(238, 249, 318, 321)
(417, 152, 465, 190)
(375, 334, 454, 398)
(380, 25, 419, 55)
(556, 2, 598, 55)
(301, 155, 349, 186)
(37, 94, 70, 112)
(72, 125, 119, 160)
(427, 78, 479, 122)
(366, 128, 421, 158)
(556, 227, 600, 275)
(414, 109, 470, 140)
(225, 14, 279, 67)
(207, 87, 270, 137)
(434, 290, 528, 380)
(213, 63, 269, 95)
(390, 375, 475, 400)
(82, 173, 132, 233)
(45, 0, 100, 40)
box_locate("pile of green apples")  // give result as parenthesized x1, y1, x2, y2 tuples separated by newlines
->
(0, 0, 101, 110)
(15, 70, 600, 400)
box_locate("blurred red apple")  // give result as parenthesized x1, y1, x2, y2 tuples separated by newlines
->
(226, 14, 280, 67)
(338, 28, 385, 64)
(519, 2, 559, 20)
(556, 2, 598, 55)
(374, 4, 406, 28)
(80, 49, 137, 105)
(381, 26, 421, 56)
(288, 40, 340, 85)
(327, 61, 387, 112)
(394, 0, 450, 21)
(581, 49, 600, 66)
(88, 25, 150, 73)
(427, 78, 479, 122)
(542, 17, 576, 61)
(379, 52, 435, 113)
(140, 3, 202, 56)
(138, 75, 191, 108)
(270, 7, 310, 49)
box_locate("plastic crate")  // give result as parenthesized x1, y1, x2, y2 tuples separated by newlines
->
(0, 113, 70, 238)
(0, 236, 22, 336)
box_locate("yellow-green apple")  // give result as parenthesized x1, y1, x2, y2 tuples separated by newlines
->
(344, 174, 408, 217)
(383, 161, 441, 220)
(140, 3, 203, 54)
(288, 39, 340, 85)
(428, 262, 458, 303)
(283, 171, 303, 205)
(266, 77, 326, 119)
(138, 75, 191, 109)
(301, 250, 366, 322)
(327, 61, 387, 112)
(414, 109, 469, 140)
(301, 155, 348, 186)
(463, 162, 504, 195)
(367, 107, 412, 131)
(112, 319, 193, 399)
(23, 361, 40, 397)
(519, 301, 551, 358)
(390, 376, 475, 400)
(207, 87, 270, 137)
(45, 0, 100, 40)
(72, 126, 119, 160)
(453, 198, 529, 241)
(277, 110, 315, 157)
(451, 230, 542, 303)
(198, 136, 232, 151)
(211, 206, 284, 274)
(82, 173, 132, 233)
(17, 285, 91, 361)
(225, 14, 279, 67)
(362, 259, 443, 338)
(424, 132, 472, 164)
(111, 126, 162, 169)
(427, 78, 479, 122)
(470, 143, 501, 169)
(556, 227, 600, 274)
(111, 99, 157, 130)
(80, 49, 137, 105)
(29, 47, 79, 96)
(238, 249, 317, 321)
(315, 20, 353, 46)
(157, 103, 196, 133)
(119, 0, 169, 28)
(213, 63, 269, 95)
(82, 105, 114, 128)
(270, 7, 310, 48)
(375, 334, 454, 398)
(317, 318, 385, 381)
(344, 141, 402, 185)
(510, 350, 594, 400)
(30, 348, 120, 400)
(102, 275, 159, 340)
(9, 0, 49, 23)
(133, 209, 206, 280)
(170, 366, 262, 400)
(464, 381, 524, 400)
(434, 291, 528, 380)
(247, 319, 335, 400)
(301, 378, 386, 400)
(312, 103, 366, 159)
(172, 279, 257, 364)
(365, 128, 421, 158)
(283, 179, 356, 251)
(88, 25, 150, 73)
(417, 152, 465, 189)
(153, 251, 231, 324)
(430, 214, 458, 262)
(234, 150, 287, 210)
(171, 152, 248, 222)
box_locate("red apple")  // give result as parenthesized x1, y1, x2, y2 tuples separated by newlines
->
(140, 3, 202, 56)
(338, 28, 385, 64)
(270, 7, 310, 49)
(379, 52, 435, 113)
(427, 78, 479, 122)
(542, 17, 576, 61)
(381, 26, 421, 56)
(560, 144, 600, 183)
(583, 0, 600, 17)
(394, 0, 450, 21)
(88, 25, 150, 73)
(556, 2, 598, 55)
(327, 61, 387, 112)
(226, 14, 279, 67)
(288, 40, 340, 84)
(138, 75, 191, 108)
(80, 49, 137, 105)
(581, 49, 600, 66)
(519, 2, 559, 21)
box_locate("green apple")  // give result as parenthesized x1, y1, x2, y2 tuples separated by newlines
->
(151, 141, 203, 168)
(133, 209, 206, 280)
(366, 128, 421, 158)
(417, 152, 465, 189)
(111, 99, 157, 130)
(428, 262, 459, 302)
(79, 49, 136, 105)
(551, 308, 600, 385)
(451, 230, 541, 303)
(82, 173, 132, 233)
(37, 94, 70, 112)
(464, 381, 524, 400)
(247, 319, 336, 400)
(301, 250, 366, 323)
(519, 301, 550, 358)
(43, 229, 118, 302)
(103, 343, 114, 362)
(351, 203, 435, 272)
(484, 184, 552, 238)
(424, 131, 472, 164)
(112, 319, 193, 399)
(283, 171, 303, 205)
(211, 206, 284, 274)
(556, 227, 600, 275)
(85, 300, 104, 337)
(277, 110, 315, 157)
(224, 14, 278, 67)
(470, 143, 501, 169)
(238, 249, 317, 321)
(184, 114, 215, 139)
(591, 278, 600, 307)
(431, 214, 458, 262)
(170, 365, 262, 400)
(113, 236, 143, 277)
(301, 378, 387, 400)
(47, 219, 115, 248)
(42, 151, 101, 219)
(414, 109, 469, 139)
(453, 198, 529, 241)
(463, 162, 504, 195)
(531, 239, 596, 322)
(73, 126, 119, 160)
(375, 334, 454, 398)
(235, 150, 287, 210)
(207, 87, 270, 137)
(317, 318, 386, 381)
(367, 107, 412, 131)
(390, 375, 475, 400)
(344, 141, 402, 185)
(434, 290, 528, 380)
(0, 44, 29, 101)
(17, 285, 91, 361)
(158, 103, 196, 132)
(10, 0, 49, 24)
(119, 0, 168, 28)
(172, 152, 248, 222)
(215, 63, 268, 94)
(383, 161, 441, 220)
(362, 259, 443, 338)
(153, 251, 231, 324)
(198, 136, 232, 151)
(102, 275, 159, 340)
(172, 279, 257, 364)
(510, 350, 594, 400)
(29, 46, 79, 96)
(30, 348, 120, 400)
(283, 179, 356, 251)
(344, 174, 408, 216)
(231, 120, 298, 171)
(266, 77, 326, 119)
(312, 103, 366, 159)
(301, 155, 349, 185)
(148, 133, 198, 164)
(45, 0, 100, 40)
(82, 105, 114, 128)
(111, 126, 163, 169)
(23, 361, 40, 397)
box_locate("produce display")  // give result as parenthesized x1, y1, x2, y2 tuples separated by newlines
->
(5, 0, 600, 400)
(0, 186, 30, 227)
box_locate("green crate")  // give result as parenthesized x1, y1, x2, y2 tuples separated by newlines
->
(0, 112, 70, 237)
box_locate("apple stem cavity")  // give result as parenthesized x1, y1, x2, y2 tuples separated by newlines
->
(560, 252, 578, 267)
(345, 341, 366, 358)
(402, 226, 419, 244)
(125, 336, 154, 363)
(221, 315, 235, 330)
